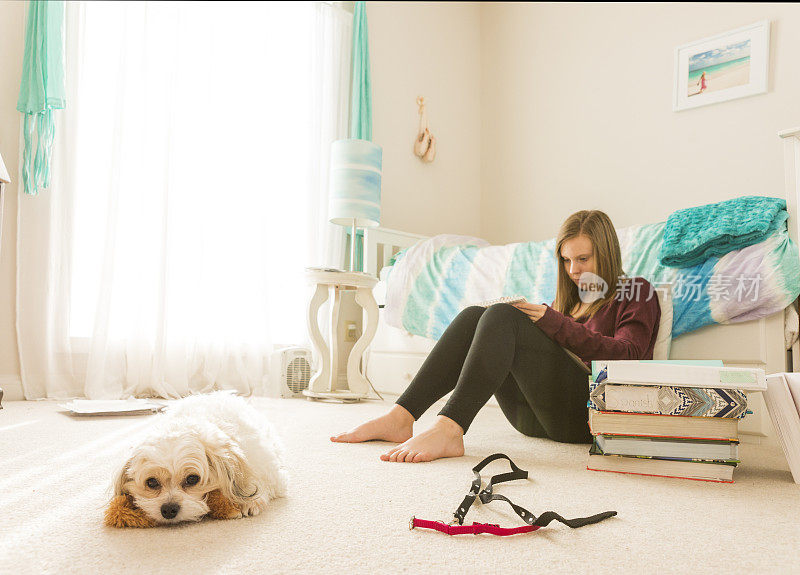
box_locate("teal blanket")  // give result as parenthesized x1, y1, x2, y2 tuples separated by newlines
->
(659, 196, 788, 268)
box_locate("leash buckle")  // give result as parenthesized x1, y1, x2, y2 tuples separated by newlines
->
(409, 516, 415, 530)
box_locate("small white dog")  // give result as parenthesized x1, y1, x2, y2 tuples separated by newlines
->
(111, 392, 287, 525)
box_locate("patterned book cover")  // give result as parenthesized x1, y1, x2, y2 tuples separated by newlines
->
(588, 381, 748, 418)
(590, 438, 740, 464)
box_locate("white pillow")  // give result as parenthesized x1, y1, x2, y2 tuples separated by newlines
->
(652, 289, 673, 360)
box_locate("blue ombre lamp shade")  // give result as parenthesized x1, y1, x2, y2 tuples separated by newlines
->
(329, 139, 382, 271)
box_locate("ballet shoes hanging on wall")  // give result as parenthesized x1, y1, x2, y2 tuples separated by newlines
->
(414, 96, 436, 163)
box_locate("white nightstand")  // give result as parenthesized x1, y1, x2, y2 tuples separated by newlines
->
(304, 270, 379, 401)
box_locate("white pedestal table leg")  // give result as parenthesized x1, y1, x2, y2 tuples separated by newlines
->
(307, 283, 331, 394)
(346, 286, 380, 396)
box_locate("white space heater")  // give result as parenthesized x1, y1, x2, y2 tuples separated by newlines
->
(269, 347, 313, 398)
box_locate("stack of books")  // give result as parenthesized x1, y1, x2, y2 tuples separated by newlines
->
(586, 360, 766, 483)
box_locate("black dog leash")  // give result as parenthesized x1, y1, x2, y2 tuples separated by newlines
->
(410, 453, 617, 536)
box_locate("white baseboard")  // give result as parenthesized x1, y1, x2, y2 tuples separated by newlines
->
(0, 375, 24, 401)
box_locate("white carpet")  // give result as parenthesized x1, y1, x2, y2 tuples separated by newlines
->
(1, 396, 798, 575)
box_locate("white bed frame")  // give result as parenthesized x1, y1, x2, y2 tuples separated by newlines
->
(363, 129, 800, 438)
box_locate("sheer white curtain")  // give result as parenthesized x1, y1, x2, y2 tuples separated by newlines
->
(16, 1, 351, 399)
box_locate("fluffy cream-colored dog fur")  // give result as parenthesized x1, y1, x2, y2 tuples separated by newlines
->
(110, 392, 287, 525)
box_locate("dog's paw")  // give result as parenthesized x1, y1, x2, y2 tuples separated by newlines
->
(240, 496, 269, 517)
(105, 495, 157, 528)
(205, 490, 243, 520)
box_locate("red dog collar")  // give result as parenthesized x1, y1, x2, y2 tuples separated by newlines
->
(409, 517, 540, 536)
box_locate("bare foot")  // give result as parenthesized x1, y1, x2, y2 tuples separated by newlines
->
(330, 404, 414, 444)
(380, 415, 465, 463)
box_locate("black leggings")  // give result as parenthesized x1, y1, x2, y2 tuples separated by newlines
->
(396, 304, 592, 444)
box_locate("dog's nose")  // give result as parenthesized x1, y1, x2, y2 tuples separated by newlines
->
(161, 502, 180, 520)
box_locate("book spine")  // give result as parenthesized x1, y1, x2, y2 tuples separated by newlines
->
(585, 465, 734, 484)
(593, 450, 739, 465)
(595, 433, 740, 445)
(604, 362, 765, 391)
(616, 454, 740, 464)
(594, 431, 739, 441)
(588, 382, 748, 418)
(590, 440, 740, 464)
(588, 409, 739, 441)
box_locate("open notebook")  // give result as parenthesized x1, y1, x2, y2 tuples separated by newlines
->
(60, 399, 166, 416)
(563, 347, 591, 374)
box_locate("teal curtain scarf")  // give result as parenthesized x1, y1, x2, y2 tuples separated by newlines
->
(349, 1, 372, 141)
(17, 0, 66, 196)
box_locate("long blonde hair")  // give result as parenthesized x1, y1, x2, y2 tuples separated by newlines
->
(552, 210, 626, 319)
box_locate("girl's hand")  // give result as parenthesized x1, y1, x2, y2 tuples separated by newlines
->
(512, 302, 547, 322)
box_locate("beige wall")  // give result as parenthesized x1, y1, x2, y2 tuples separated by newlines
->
(369, 1, 482, 237)
(0, 1, 24, 394)
(480, 2, 800, 244)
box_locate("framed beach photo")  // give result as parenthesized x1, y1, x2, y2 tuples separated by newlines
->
(673, 21, 770, 112)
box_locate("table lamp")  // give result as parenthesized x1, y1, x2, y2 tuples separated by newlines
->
(329, 139, 382, 273)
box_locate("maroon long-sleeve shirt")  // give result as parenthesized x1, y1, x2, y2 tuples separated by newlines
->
(535, 276, 661, 368)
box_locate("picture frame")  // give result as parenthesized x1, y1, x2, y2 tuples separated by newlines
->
(673, 20, 770, 112)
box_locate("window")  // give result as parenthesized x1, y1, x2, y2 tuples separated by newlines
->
(67, 2, 315, 346)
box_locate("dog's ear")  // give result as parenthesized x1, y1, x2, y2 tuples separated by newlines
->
(205, 436, 262, 506)
(111, 457, 133, 497)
